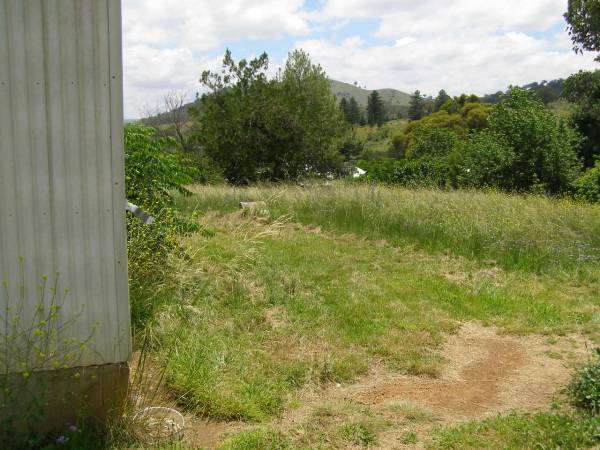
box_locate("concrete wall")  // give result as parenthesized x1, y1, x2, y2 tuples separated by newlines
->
(0, 0, 130, 370)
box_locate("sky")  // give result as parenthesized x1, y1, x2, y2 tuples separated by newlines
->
(122, 0, 599, 119)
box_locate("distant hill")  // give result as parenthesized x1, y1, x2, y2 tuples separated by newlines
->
(143, 80, 412, 125)
(329, 80, 411, 118)
(481, 78, 565, 105)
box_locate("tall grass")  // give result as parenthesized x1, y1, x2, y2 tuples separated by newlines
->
(178, 183, 600, 275)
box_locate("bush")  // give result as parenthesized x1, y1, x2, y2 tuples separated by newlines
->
(488, 87, 581, 194)
(574, 161, 600, 203)
(448, 130, 516, 189)
(407, 125, 458, 159)
(358, 157, 447, 187)
(567, 348, 600, 414)
(124, 125, 198, 326)
(125, 125, 196, 209)
(338, 131, 365, 161)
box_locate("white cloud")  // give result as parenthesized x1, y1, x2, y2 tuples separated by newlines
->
(295, 31, 598, 96)
(319, 0, 565, 34)
(123, 0, 310, 51)
(122, 0, 311, 117)
(121, 0, 599, 117)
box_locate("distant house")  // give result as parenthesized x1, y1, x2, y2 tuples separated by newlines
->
(353, 167, 367, 178)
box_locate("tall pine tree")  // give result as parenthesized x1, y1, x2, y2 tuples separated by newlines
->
(408, 90, 425, 121)
(339, 97, 350, 122)
(348, 97, 362, 125)
(434, 89, 451, 112)
(367, 90, 385, 126)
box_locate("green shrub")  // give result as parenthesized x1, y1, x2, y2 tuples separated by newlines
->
(407, 125, 458, 159)
(567, 348, 600, 414)
(448, 130, 516, 189)
(488, 87, 581, 194)
(574, 161, 600, 203)
(358, 158, 446, 187)
(124, 125, 198, 327)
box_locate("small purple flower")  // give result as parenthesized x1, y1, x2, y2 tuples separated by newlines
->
(68, 424, 81, 434)
(56, 435, 69, 445)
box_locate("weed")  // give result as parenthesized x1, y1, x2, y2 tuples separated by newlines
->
(567, 348, 600, 414)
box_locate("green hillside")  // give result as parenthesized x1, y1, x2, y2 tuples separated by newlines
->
(329, 79, 411, 108)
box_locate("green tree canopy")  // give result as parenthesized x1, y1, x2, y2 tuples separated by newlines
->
(339, 97, 350, 121)
(367, 90, 385, 126)
(192, 49, 345, 184)
(348, 97, 363, 125)
(408, 90, 425, 121)
(563, 69, 600, 167)
(488, 88, 581, 194)
(434, 89, 451, 112)
(565, 0, 600, 61)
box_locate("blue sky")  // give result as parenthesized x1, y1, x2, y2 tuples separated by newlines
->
(122, 0, 598, 118)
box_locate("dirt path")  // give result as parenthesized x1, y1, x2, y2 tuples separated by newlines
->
(354, 322, 586, 419)
(133, 322, 588, 449)
(269, 322, 588, 449)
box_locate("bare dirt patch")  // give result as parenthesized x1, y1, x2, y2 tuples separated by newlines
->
(353, 322, 586, 420)
(266, 322, 588, 449)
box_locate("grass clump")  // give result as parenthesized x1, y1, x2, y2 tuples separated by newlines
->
(429, 411, 600, 450)
(217, 428, 290, 450)
(339, 422, 378, 446)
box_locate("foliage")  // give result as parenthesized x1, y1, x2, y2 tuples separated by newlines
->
(0, 271, 98, 449)
(567, 348, 600, 414)
(575, 161, 600, 203)
(358, 157, 445, 187)
(338, 131, 365, 161)
(434, 89, 451, 112)
(563, 69, 600, 167)
(192, 49, 345, 184)
(407, 126, 458, 159)
(391, 102, 491, 158)
(408, 90, 426, 121)
(124, 125, 196, 210)
(347, 97, 363, 125)
(448, 130, 516, 190)
(488, 87, 581, 194)
(565, 0, 600, 61)
(124, 125, 198, 326)
(339, 96, 364, 126)
(367, 90, 385, 126)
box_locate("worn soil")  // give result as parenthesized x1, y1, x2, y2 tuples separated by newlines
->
(132, 322, 588, 449)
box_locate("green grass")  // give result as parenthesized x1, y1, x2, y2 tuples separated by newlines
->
(126, 183, 600, 446)
(178, 184, 600, 276)
(429, 411, 600, 449)
(141, 184, 600, 423)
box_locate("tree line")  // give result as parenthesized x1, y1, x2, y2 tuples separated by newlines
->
(136, 0, 600, 201)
